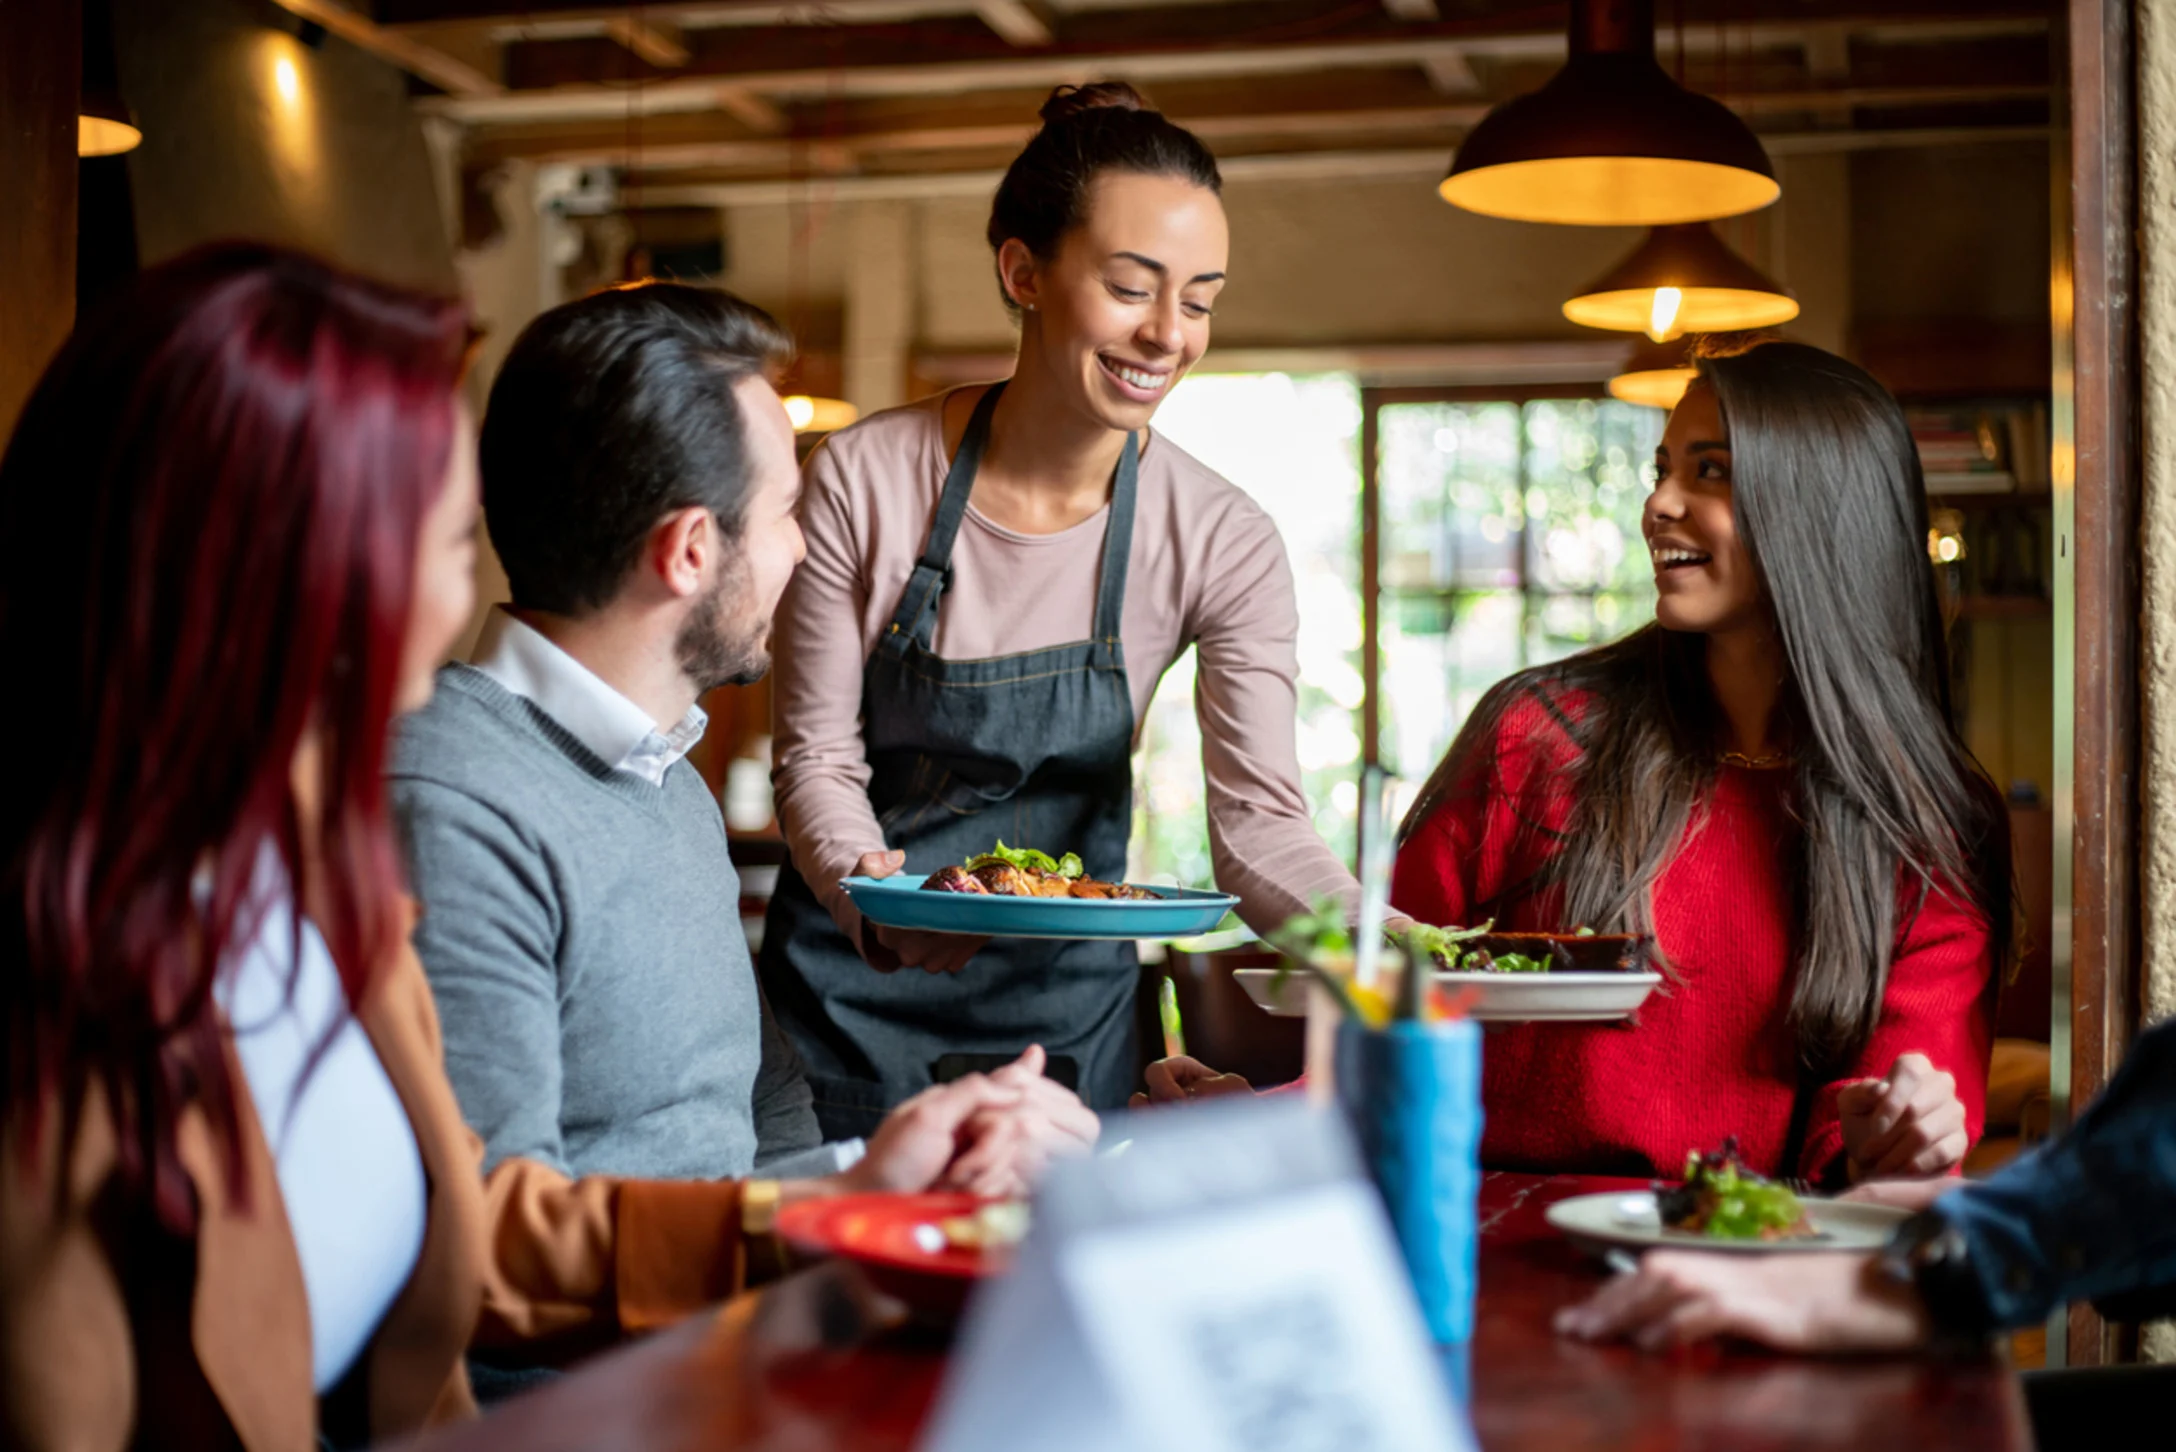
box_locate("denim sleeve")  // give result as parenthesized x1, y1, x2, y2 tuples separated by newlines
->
(1933, 1018, 2176, 1330)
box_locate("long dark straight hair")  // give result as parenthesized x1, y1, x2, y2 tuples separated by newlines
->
(0, 244, 467, 1230)
(1400, 341, 2011, 1073)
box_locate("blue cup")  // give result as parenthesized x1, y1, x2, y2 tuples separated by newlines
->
(1333, 1017, 1484, 1344)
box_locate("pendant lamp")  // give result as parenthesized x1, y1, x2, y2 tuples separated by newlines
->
(1607, 335, 1699, 410)
(78, 89, 140, 157)
(1563, 224, 1797, 341)
(1439, 0, 1777, 227)
(783, 394, 858, 434)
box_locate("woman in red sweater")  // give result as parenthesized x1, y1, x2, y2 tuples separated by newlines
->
(1388, 339, 2009, 1187)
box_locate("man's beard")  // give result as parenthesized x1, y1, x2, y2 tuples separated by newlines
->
(674, 560, 771, 692)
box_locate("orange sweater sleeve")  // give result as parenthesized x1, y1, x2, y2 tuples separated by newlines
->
(470, 1143, 782, 1358)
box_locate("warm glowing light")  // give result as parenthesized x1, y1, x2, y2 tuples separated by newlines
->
(1566, 285, 1799, 338)
(1607, 366, 1698, 411)
(783, 395, 857, 434)
(1438, 159, 1779, 228)
(1647, 287, 1684, 343)
(77, 115, 142, 157)
(1926, 515, 1967, 565)
(274, 55, 300, 106)
(1564, 225, 1799, 340)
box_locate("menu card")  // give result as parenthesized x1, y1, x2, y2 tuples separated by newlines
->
(924, 1096, 1474, 1452)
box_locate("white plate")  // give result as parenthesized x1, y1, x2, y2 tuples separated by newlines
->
(1545, 1190, 1910, 1254)
(1230, 967, 1662, 1023)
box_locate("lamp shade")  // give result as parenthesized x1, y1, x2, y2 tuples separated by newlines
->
(1564, 224, 1798, 340)
(1607, 335, 1699, 410)
(1439, 0, 1776, 227)
(78, 90, 140, 157)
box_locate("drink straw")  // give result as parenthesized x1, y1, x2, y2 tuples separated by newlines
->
(1353, 764, 1392, 995)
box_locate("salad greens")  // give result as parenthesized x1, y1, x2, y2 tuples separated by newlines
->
(1397, 922, 1550, 973)
(1664, 1146, 1809, 1241)
(965, 841, 1084, 879)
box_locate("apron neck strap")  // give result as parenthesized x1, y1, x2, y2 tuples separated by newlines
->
(883, 382, 1005, 645)
(885, 379, 1141, 649)
(1093, 429, 1140, 644)
(917, 380, 1005, 578)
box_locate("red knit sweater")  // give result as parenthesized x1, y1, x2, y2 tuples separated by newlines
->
(1389, 684, 1997, 1183)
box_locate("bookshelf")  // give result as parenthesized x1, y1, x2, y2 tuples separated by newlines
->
(1910, 394, 2053, 810)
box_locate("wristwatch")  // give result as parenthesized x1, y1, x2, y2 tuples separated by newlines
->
(1878, 1210, 1993, 1348)
(741, 1178, 783, 1238)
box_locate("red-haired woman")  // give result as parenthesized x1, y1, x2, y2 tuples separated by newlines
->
(0, 245, 486, 1447)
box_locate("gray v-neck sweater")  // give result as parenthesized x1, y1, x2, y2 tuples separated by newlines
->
(390, 665, 819, 1181)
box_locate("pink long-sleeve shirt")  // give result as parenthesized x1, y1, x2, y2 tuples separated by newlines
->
(769, 386, 1360, 947)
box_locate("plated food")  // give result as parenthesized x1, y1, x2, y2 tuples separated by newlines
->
(1544, 1140, 1908, 1256)
(774, 1191, 1007, 1321)
(923, 842, 1153, 900)
(932, 1199, 1031, 1253)
(1654, 1139, 1815, 1242)
(1400, 922, 1654, 976)
(1237, 911, 1661, 1025)
(843, 871, 1238, 941)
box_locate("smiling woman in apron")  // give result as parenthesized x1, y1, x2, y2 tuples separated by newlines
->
(757, 82, 1364, 1137)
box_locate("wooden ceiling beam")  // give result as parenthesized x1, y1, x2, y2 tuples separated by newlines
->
(379, 0, 981, 21)
(975, 0, 1053, 46)
(417, 0, 2047, 125)
(266, 0, 500, 95)
(620, 123, 2049, 206)
(602, 15, 689, 69)
(462, 68, 2049, 172)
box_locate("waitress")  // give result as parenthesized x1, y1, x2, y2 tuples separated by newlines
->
(758, 81, 1361, 1137)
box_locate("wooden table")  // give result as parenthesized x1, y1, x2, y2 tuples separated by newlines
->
(406, 1173, 2031, 1451)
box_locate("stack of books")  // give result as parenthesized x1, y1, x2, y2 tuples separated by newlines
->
(1908, 402, 2051, 495)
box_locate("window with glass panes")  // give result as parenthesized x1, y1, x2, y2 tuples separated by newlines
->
(1371, 394, 1663, 785)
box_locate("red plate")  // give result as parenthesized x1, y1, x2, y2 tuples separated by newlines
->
(775, 1191, 1014, 1319)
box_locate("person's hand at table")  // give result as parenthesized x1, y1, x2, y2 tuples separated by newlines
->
(822, 1071, 1028, 1198)
(1129, 1055, 1255, 1108)
(853, 849, 986, 974)
(1838, 1052, 1969, 1181)
(940, 1046, 1102, 1195)
(1554, 1251, 1929, 1354)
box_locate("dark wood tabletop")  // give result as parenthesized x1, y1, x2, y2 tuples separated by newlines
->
(405, 1172, 2031, 1452)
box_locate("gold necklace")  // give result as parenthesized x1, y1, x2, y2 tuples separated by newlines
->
(1719, 749, 1791, 770)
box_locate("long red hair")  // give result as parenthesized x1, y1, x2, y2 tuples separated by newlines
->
(0, 243, 468, 1229)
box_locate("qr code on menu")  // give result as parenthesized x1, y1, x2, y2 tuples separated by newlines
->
(1189, 1289, 1384, 1452)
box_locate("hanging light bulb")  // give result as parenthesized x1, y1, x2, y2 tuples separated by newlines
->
(1607, 334, 1700, 410)
(1646, 287, 1684, 344)
(783, 394, 858, 435)
(1564, 224, 1798, 339)
(1440, 0, 1776, 227)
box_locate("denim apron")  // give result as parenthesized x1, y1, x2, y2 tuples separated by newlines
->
(758, 383, 1142, 1138)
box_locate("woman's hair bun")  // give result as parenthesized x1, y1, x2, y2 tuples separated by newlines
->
(1039, 81, 1149, 126)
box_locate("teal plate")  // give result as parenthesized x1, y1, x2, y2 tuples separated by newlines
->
(840, 876, 1239, 940)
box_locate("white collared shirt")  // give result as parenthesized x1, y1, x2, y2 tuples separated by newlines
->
(469, 607, 708, 787)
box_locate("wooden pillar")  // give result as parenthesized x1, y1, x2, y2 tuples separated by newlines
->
(844, 200, 914, 416)
(0, 0, 82, 438)
(2053, 0, 2142, 1369)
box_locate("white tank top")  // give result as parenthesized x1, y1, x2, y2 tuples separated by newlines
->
(216, 866, 427, 1392)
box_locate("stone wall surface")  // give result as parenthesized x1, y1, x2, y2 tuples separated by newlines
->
(2136, 0, 2175, 1369)
(2143, 0, 2176, 1032)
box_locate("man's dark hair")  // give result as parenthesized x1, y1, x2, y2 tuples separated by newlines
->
(479, 282, 791, 614)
